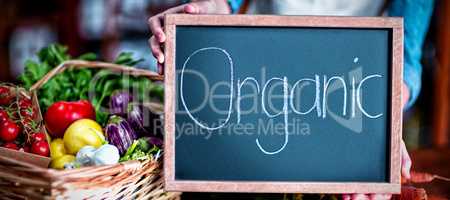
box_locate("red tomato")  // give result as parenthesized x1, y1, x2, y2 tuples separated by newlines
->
(31, 141, 49, 157)
(0, 120, 20, 142)
(19, 98, 32, 109)
(3, 142, 18, 150)
(32, 132, 46, 143)
(44, 100, 95, 138)
(0, 110, 9, 122)
(0, 86, 13, 105)
(20, 107, 36, 119)
(18, 98, 36, 119)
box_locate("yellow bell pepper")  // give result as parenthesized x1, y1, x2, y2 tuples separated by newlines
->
(50, 155, 75, 169)
(50, 139, 66, 160)
(50, 139, 74, 169)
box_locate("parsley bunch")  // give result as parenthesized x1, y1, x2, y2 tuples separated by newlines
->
(19, 44, 163, 126)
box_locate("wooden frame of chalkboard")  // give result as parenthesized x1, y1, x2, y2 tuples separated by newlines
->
(164, 14, 403, 194)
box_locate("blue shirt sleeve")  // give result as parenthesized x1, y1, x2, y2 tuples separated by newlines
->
(388, 0, 434, 109)
(227, 0, 244, 13)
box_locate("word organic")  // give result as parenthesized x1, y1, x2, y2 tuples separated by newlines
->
(180, 47, 384, 155)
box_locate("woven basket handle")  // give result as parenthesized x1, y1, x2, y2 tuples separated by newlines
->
(30, 60, 164, 92)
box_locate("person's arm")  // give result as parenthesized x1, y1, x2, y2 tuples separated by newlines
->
(227, 0, 244, 13)
(147, 0, 232, 74)
(343, 1, 435, 199)
(389, 0, 435, 110)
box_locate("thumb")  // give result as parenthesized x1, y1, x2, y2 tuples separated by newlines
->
(184, 1, 214, 14)
(401, 141, 412, 179)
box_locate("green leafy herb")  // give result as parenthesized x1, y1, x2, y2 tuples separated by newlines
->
(119, 138, 159, 162)
(18, 44, 164, 126)
(114, 52, 144, 66)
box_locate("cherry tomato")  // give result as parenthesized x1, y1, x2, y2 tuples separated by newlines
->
(32, 132, 46, 143)
(31, 141, 49, 157)
(0, 110, 9, 122)
(3, 142, 18, 150)
(19, 98, 32, 109)
(0, 86, 13, 105)
(0, 120, 20, 142)
(20, 107, 36, 119)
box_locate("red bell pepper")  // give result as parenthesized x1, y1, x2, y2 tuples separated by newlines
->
(44, 100, 95, 138)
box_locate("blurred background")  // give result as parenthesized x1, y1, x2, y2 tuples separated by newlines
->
(0, 0, 448, 199)
(0, 0, 180, 77)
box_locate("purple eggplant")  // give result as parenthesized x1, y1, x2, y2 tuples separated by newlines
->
(105, 115, 137, 155)
(109, 90, 133, 116)
(148, 137, 164, 147)
(127, 103, 163, 137)
(146, 137, 163, 147)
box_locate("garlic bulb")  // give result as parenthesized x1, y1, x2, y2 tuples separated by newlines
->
(76, 146, 97, 166)
(92, 144, 120, 165)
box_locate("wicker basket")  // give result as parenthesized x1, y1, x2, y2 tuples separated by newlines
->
(0, 60, 180, 200)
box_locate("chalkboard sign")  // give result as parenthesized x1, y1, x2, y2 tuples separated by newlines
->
(164, 15, 403, 194)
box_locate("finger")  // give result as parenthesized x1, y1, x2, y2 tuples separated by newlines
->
(149, 36, 164, 63)
(368, 194, 392, 200)
(351, 194, 370, 200)
(148, 16, 166, 43)
(401, 140, 412, 179)
(184, 1, 214, 14)
(401, 82, 410, 108)
(148, 4, 187, 42)
(342, 194, 351, 200)
(157, 63, 164, 75)
(184, 3, 200, 14)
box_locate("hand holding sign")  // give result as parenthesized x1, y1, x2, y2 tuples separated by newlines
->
(147, 0, 230, 74)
